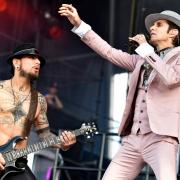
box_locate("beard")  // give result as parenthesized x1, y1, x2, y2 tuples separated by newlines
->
(20, 69, 39, 81)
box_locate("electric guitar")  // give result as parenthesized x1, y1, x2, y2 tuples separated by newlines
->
(0, 123, 97, 180)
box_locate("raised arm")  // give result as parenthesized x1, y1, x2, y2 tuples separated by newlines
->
(59, 4, 141, 71)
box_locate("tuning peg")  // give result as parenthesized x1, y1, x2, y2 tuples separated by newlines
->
(95, 131, 99, 135)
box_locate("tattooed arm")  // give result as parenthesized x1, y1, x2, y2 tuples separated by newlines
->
(35, 93, 76, 150)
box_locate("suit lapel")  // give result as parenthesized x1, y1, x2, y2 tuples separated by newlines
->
(147, 47, 180, 85)
(163, 46, 180, 63)
(128, 60, 144, 96)
(147, 69, 156, 85)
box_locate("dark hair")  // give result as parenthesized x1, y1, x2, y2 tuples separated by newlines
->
(167, 20, 180, 47)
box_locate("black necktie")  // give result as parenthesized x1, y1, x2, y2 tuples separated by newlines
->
(142, 63, 153, 86)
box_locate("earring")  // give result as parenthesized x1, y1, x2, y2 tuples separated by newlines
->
(16, 65, 20, 69)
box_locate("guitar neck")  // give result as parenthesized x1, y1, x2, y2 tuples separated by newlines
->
(3, 129, 83, 163)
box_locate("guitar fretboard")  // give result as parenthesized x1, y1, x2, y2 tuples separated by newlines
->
(3, 129, 84, 163)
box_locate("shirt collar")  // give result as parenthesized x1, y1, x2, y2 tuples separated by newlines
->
(156, 47, 174, 58)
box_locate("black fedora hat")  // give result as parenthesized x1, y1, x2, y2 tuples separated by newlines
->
(7, 43, 46, 67)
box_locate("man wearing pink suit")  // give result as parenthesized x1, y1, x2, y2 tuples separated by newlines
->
(59, 5, 180, 180)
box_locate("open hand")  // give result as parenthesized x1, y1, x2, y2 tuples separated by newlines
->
(58, 4, 81, 27)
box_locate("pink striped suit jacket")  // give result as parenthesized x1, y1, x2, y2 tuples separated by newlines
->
(81, 30, 180, 141)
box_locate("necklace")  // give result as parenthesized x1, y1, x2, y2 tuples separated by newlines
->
(11, 79, 31, 122)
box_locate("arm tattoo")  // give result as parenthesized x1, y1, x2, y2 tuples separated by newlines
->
(34, 93, 49, 130)
(38, 94, 47, 114)
(37, 127, 57, 140)
(38, 94, 48, 123)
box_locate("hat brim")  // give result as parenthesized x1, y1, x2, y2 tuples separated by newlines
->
(145, 13, 180, 33)
(7, 53, 46, 67)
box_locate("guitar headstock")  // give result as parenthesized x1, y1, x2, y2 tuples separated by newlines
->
(79, 122, 98, 139)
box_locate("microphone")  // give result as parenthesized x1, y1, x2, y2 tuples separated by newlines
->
(128, 40, 139, 48)
(128, 34, 151, 48)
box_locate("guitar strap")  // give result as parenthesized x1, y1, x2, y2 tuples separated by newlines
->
(24, 87, 38, 137)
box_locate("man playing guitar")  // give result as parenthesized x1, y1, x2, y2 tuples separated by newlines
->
(0, 43, 76, 180)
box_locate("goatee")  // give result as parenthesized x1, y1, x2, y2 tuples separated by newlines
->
(20, 70, 38, 81)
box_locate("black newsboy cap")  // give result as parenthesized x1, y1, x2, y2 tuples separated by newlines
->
(7, 43, 46, 67)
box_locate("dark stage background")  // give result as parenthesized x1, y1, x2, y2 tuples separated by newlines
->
(0, 0, 179, 179)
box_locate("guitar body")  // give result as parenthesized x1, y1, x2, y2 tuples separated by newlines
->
(0, 136, 25, 180)
(0, 165, 24, 180)
(0, 123, 97, 180)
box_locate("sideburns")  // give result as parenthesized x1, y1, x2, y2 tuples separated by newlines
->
(167, 21, 180, 46)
